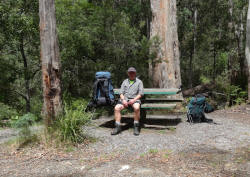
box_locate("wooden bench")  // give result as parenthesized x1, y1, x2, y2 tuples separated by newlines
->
(114, 88, 183, 121)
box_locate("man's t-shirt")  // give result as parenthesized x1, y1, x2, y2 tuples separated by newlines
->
(129, 79, 135, 85)
(119, 78, 144, 102)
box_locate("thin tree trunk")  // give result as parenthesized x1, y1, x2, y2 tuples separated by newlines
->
(213, 42, 216, 81)
(146, 0, 152, 39)
(39, 0, 63, 126)
(239, 10, 246, 77)
(228, 0, 234, 85)
(245, 0, 250, 101)
(20, 36, 31, 113)
(238, 35, 244, 77)
(150, 0, 181, 90)
(189, 8, 197, 88)
(188, 51, 193, 88)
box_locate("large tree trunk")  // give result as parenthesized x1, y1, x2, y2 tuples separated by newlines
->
(246, 0, 250, 102)
(149, 0, 181, 89)
(39, 0, 63, 126)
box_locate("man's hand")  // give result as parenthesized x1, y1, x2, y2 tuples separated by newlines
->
(122, 100, 128, 107)
(128, 99, 136, 105)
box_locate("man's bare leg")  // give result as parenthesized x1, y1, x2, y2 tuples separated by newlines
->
(132, 103, 140, 121)
(133, 103, 140, 136)
(111, 104, 125, 135)
(114, 104, 125, 123)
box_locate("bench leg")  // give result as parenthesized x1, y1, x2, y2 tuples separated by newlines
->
(140, 109, 146, 127)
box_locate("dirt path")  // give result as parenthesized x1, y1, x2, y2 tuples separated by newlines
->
(0, 105, 250, 177)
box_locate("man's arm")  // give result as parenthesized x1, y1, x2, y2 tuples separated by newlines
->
(120, 94, 128, 107)
(120, 94, 126, 101)
(119, 81, 128, 107)
(128, 94, 141, 105)
(131, 94, 142, 101)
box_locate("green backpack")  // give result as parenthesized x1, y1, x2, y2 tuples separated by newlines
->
(187, 94, 214, 123)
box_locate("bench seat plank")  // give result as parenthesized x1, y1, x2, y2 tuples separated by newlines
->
(141, 103, 176, 109)
(114, 88, 180, 95)
(144, 98, 183, 102)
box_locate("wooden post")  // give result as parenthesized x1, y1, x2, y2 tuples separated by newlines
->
(140, 95, 147, 127)
(39, 0, 63, 126)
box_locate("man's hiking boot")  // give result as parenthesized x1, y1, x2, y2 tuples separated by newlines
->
(134, 123, 140, 136)
(111, 123, 122, 135)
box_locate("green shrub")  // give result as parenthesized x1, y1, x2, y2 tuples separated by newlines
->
(200, 75, 211, 84)
(30, 97, 43, 121)
(11, 113, 38, 148)
(228, 85, 247, 105)
(53, 99, 93, 143)
(215, 74, 247, 106)
(0, 102, 18, 126)
(11, 113, 37, 128)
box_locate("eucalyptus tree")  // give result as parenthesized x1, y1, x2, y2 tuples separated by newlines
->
(150, 0, 182, 90)
(39, 0, 62, 126)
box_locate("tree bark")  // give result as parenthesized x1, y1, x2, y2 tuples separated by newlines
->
(149, 0, 181, 89)
(245, 0, 250, 101)
(39, 0, 63, 126)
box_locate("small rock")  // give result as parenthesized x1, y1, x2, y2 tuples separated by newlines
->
(118, 165, 130, 172)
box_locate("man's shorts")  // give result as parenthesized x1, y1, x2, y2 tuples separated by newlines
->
(116, 99, 141, 106)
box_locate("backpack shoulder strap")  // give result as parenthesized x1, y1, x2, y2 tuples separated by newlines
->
(93, 79, 100, 102)
(102, 79, 111, 104)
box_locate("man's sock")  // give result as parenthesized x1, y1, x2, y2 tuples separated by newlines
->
(115, 121, 121, 125)
(134, 120, 139, 124)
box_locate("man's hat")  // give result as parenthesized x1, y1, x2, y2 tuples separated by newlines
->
(127, 67, 136, 73)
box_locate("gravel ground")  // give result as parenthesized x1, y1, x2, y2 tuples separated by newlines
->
(0, 128, 18, 144)
(85, 113, 250, 155)
(0, 105, 250, 177)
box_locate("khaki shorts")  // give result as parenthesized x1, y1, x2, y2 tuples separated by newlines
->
(117, 99, 141, 106)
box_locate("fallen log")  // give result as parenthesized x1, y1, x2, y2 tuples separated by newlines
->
(182, 82, 216, 97)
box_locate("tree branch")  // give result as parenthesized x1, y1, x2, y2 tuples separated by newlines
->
(13, 90, 28, 101)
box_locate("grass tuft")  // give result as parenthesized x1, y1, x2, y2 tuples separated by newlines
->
(48, 99, 94, 144)
(148, 148, 158, 154)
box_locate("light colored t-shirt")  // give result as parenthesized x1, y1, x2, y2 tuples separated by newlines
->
(129, 79, 135, 85)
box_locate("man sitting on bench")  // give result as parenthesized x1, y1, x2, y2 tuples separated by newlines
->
(111, 67, 144, 136)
